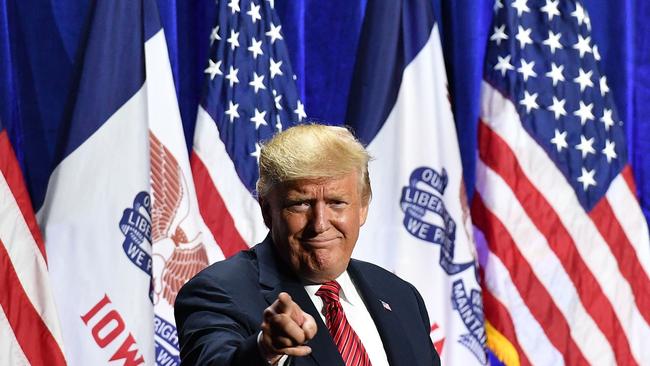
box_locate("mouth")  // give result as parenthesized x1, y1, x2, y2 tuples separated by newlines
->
(300, 237, 341, 248)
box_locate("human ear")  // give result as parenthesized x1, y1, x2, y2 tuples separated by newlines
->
(359, 201, 369, 226)
(259, 198, 272, 228)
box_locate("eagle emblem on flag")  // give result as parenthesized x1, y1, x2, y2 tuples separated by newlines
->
(149, 132, 208, 306)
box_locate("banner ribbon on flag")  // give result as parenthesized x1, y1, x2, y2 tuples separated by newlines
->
(119, 191, 153, 276)
(154, 314, 180, 365)
(400, 167, 473, 275)
(452, 279, 487, 363)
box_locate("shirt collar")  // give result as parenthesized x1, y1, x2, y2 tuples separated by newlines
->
(303, 271, 360, 307)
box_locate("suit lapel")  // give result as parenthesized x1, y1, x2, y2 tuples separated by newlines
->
(348, 262, 419, 366)
(256, 239, 344, 366)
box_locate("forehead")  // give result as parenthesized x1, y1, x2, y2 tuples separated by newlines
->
(278, 173, 360, 197)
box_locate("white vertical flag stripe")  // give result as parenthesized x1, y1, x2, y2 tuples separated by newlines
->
(41, 87, 153, 365)
(145, 28, 223, 365)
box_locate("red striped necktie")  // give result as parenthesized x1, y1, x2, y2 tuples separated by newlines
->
(315, 281, 372, 366)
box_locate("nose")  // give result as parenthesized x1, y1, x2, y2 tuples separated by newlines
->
(311, 202, 331, 234)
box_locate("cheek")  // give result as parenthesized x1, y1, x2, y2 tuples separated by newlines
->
(281, 213, 308, 235)
(337, 211, 362, 236)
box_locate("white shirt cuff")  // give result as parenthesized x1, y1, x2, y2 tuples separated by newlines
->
(256, 331, 289, 365)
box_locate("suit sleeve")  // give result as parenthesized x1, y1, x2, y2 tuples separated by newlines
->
(409, 282, 442, 366)
(174, 273, 268, 366)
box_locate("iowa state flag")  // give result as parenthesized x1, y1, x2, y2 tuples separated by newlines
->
(33, 0, 218, 364)
(346, 1, 486, 365)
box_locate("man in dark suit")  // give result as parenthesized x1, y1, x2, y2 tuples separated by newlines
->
(175, 124, 440, 366)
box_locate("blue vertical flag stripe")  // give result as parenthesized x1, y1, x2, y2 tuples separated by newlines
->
(63, 0, 146, 160)
(346, 0, 434, 145)
(2, 0, 78, 210)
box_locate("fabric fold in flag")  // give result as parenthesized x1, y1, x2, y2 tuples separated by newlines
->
(191, 0, 304, 252)
(475, 0, 650, 364)
(345, 1, 487, 365)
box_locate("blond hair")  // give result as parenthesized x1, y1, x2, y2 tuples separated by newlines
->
(257, 124, 371, 203)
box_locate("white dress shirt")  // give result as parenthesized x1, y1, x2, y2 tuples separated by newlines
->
(303, 271, 390, 366)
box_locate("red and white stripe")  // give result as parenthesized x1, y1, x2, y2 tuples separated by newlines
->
(477, 242, 561, 366)
(475, 81, 650, 365)
(191, 106, 268, 255)
(0, 131, 66, 365)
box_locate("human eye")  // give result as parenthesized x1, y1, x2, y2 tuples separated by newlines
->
(285, 200, 310, 212)
(329, 199, 348, 209)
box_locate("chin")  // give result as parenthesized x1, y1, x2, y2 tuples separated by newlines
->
(308, 257, 348, 282)
(302, 271, 340, 284)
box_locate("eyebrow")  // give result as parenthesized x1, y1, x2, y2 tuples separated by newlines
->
(285, 192, 352, 202)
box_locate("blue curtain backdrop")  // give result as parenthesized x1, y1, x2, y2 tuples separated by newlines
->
(1, 0, 648, 226)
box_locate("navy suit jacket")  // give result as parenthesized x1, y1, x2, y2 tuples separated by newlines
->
(175, 238, 440, 366)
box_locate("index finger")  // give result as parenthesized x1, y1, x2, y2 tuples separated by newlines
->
(274, 292, 304, 326)
(274, 292, 293, 313)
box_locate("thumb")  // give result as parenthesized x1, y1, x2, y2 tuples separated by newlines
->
(301, 311, 317, 340)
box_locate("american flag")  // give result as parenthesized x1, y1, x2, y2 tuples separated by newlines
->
(0, 121, 66, 365)
(191, 0, 304, 255)
(473, 0, 650, 365)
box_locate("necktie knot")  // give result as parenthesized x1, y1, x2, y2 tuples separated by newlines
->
(316, 281, 341, 303)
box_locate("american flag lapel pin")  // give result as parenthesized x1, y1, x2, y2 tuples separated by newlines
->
(380, 300, 392, 311)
